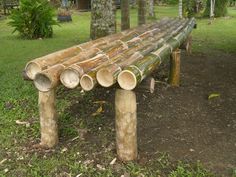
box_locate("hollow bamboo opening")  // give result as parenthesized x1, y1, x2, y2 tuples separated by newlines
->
(25, 62, 42, 80)
(34, 73, 52, 92)
(60, 69, 80, 89)
(96, 68, 114, 87)
(80, 74, 94, 91)
(118, 70, 137, 90)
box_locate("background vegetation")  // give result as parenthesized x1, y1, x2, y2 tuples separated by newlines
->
(0, 5, 236, 177)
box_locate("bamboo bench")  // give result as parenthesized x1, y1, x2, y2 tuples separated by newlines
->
(23, 18, 195, 161)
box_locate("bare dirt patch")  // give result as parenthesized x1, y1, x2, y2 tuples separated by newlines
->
(67, 51, 236, 176)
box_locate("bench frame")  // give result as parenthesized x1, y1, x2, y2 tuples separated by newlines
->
(37, 36, 191, 161)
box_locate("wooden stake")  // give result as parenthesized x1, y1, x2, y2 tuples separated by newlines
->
(180, 35, 192, 55)
(115, 89, 137, 161)
(39, 89, 58, 148)
(168, 49, 181, 87)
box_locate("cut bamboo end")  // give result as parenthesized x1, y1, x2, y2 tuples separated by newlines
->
(34, 73, 53, 92)
(96, 68, 114, 87)
(80, 74, 95, 91)
(60, 68, 80, 89)
(118, 70, 137, 91)
(25, 62, 42, 80)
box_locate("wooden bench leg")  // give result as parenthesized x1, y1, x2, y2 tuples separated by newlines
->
(115, 89, 137, 161)
(39, 89, 58, 148)
(168, 48, 181, 87)
(180, 35, 192, 55)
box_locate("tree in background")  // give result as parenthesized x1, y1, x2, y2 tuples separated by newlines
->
(138, 0, 146, 25)
(90, 0, 116, 40)
(204, 0, 228, 17)
(148, 0, 156, 18)
(121, 0, 130, 31)
(179, 0, 183, 18)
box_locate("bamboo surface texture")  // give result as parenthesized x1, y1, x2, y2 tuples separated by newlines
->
(24, 17, 196, 92)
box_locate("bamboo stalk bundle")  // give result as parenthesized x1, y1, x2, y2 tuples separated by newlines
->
(60, 19, 179, 90)
(25, 20, 162, 80)
(72, 21, 184, 91)
(33, 19, 175, 92)
(117, 18, 196, 90)
(96, 19, 189, 88)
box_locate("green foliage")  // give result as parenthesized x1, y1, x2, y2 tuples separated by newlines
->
(169, 161, 214, 177)
(204, 0, 228, 17)
(8, 0, 58, 39)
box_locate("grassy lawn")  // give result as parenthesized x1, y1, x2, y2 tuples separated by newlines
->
(0, 6, 236, 177)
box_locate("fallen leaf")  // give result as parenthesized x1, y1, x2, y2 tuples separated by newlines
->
(208, 93, 220, 100)
(93, 101, 106, 104)
(91, 106, 103, 116)
(110, 158, 117, 165)
(16, 120, 30, 127)
(0, 159, 7, 165)
(61, 147, 68, 153)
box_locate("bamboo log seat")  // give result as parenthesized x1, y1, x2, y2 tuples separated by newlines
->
(23, 17, 196, 161)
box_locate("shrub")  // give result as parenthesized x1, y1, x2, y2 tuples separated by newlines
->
(8, 0, 58, 39)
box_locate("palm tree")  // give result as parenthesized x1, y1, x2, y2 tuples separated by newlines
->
(138, 0, 146, 25)
(148, 0, 155, 18)
(121, 0, 130, 30)
(90, 0, 116, 40)
(179, 0, 183, 18)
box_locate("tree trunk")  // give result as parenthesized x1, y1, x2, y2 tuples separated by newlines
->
(179, 0, 183, 18)
(138, 0, 146, 25)
(90, 0, 116, 40)
(148, 0, 155, 18)
(121, 0, 130, 31)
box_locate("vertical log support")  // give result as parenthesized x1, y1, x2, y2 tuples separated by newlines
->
(115, 89, 137, 161)
(168, 49, 181, 87)
(39, 89, 58, 148)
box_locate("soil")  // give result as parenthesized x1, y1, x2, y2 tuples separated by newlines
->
(68, 50, 236, 176)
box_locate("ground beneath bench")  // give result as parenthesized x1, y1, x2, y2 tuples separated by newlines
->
(68, 51, 236, 176)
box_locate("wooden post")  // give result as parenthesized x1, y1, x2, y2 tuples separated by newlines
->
(168, 49, 181, 87)
(180, 35, 192, 55)
(115, 89, 137, 161)
(39, 89, 58, 148)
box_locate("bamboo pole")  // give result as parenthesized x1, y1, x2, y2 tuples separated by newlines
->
(118, 18, 196, 90)
(39, 89, 58, 148)
(168, 49, 181, 86)
(115, 89, 137, 161)
(33, 19, 172, 92)
(61, 19, 178, 90)
(97, 19, 188, 88)
(34, 48, 100, 92)
(25, 22, 157, 80)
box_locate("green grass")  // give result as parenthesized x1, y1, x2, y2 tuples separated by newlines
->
(0, 6, 236, 176)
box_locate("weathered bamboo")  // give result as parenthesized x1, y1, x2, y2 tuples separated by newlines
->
(61, 19, 179, 90)
(168, 49, 181, 86)
(97, 19, 188, 88)
(115, 89, 137, 161)
(118, 18, 196, 90)
(34, 19, 173, 92)
(34, 48, 100, 92)
(25, 21, 158, 80)
(39, 89, 58, 148)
